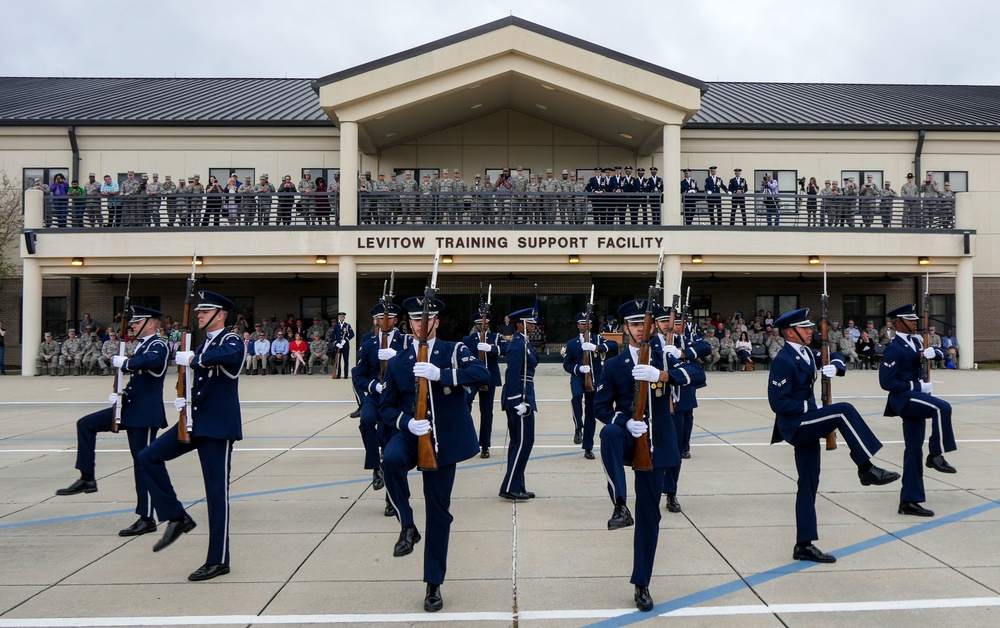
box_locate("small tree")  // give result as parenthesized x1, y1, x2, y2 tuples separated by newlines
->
(0, 170, 24, 287)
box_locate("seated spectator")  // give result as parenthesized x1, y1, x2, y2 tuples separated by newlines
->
(735, 331, 753, 371)
(765, 326, 784, 361)
(253, 333, 271, 374)
(856, 330, 876, 369)
(269, 329, 290, 374)
(942, 328, 959, 367)
(927, 326, 943, 366)
(719, 330, 736, 369)
(838, 334, 859, 368)
(242, 332, 254, 373)
(289, 332, 308, 375)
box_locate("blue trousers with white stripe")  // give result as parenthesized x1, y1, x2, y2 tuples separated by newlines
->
(138, 423, 234, 566)
(784, 402, 883, 543)
(500, 408, 534, 494)
(899, 393, 956, 503)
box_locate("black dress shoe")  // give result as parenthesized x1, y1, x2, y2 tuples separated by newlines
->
(524, 491, 536, 499)
(55, 478, 97, 496)
(859, 465, 901, 486)
(665, 493, 681, 513)
(480, 447, 490, 459)
(634, 585, 654, 612)
(372, 469, 385, 490)
(608, 503, 634, 530)
(793, 543, 836, 563)
(384, 503, 397, 518)
(499, 490, 531, 501)
(424, 583, 443, 612)
(350, 408, 362, 418)
(152, 514, 196, 552)
(899, 501, 935, 517)
(573, 429, 583, 445)
(393, 525, 421, 556)
(681, 451, 691, 459)
(118, 517, 157, 537)
(926, 454, 957, 474)
(584, 449, 595, 460)
(188, 563, 230, 581)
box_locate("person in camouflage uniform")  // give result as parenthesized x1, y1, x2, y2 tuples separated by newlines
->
(98, 330, 121, 376)
(238, 176, 256, 225)
(187, 175, 205, 226)
(419, 174, 434, 224)
(572, 172, 588, 224)
(399, 171, 419, 224)
(329, 172, 341, 224)
(307, 332, 330, 374)
(765, 327, 785, 361)
(298, 170, 316, 225)
(921, 172, 943, 228)
(36, 332, 61, 375)
(307, 316, 329, 342)
(371, 172, 392, 225)
(435, 168, 453, 225)
(59, 329, 86, 375)
(703, 332, 721, 371)
(83, 173, 103, 228)
(469, 174, 487, 224)
(840, 177, 858, 228)
(82, 331, 102, 375)
(879, 179, 896, 228)
(160, 175, 178, 226)
(837, 334, 859, 368)
(118, 172, 142, 227)
(511, 167, 528, 223)
(452, 169, 469, 224)
(355, 171, 372, 224)
(541, 168, 560, 224)
(256, 175, 274, 225)
(387, 172, 401, 224)
(556, 169, 573, 224)
(858, 174, 879, 228)
(940, 182, 955, 228)
(125, 337, 139, 358)
(145, 173, 163, 227)
(827, 322, 843, 355)
(719, 330, 737, 371)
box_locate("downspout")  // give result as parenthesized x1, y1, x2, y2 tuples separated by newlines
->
(913, 129, 925, 183)
(67, 125, 80, 184)
(67, 126, 81, 326)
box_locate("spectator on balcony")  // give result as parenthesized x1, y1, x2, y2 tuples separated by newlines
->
(298, 170, 316, 225)
(237, 176, 255, 225)
(66, 178, 86, 228)
(901, 173, 920, 228)
(99, 174, 121, 227)
(161, 175, 178, 227)
(289, 332, 308, 375)
(276, 175, 296, 226)
(452, 169, 469, 224)
(188, 174, 205, 226)
(818, 180, 833, 226)
(726, 169, 748, 226)
(879, 179, 896, 228)
(620, 166, 639, 226)
(804, 177, 819, 227)
(314, 177, 333, 225)
(681, 168, 698, 225)
(256, 175, 274, 225)
(223, 176, 239, 225)
(358, 171, 374, 224)
(759, 172, 779, 226)
(118, 171, 141, 227)
(940, 182, 955, 228)
(470, 173, 487, 225)
(840, 177, 858, 227)
(202, 175, 224, 227)
(330, 172, 341, 222)
(400, 171, 419, 224)
(586, 166, 605, 225)
(147, 173, 164, 227)
(705, 166, 727, 226)
(83, 173, 102, 227)
(48, 173, 69, 228)
(859, 175, 879, 227)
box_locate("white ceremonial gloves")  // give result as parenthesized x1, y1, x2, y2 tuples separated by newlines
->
(173, 397, 187, 411)
(374, 383, 384, 394)
(821, 364, 838, 378)
(923, 347, 937, 360)
(111, 355, 127, 369)
(174, 351, 194, 366)
(515, 402, 530, 416)
(581, 341, 597, 352)
(408, 418, 431, 436)
(920, 381, 933, 394)
(477, 342, 492, 352)
(626, 419, 648, 438)
(377, 347, 397, 361)
(631, 364, 660, 383)
(108, 393, 120, 405)
(336, 341, 345, 349)
(579, 364, 591, 374)
(664, 345, 682, 359)
(413, 361, 441, 381)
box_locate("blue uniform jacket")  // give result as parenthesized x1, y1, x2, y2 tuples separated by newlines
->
(378, 340, 489, 466)
(879, 333, 942, 417)
(462, 330, 507, 387)
(654, 333, 712, 412)
(330, 322, 355, 345)
(501, 332, 538, 412)
(563, 333, 617, 393)
(595, 346, 706, 468)
(120, 335, 169, 428)
(191, 330, 245, 441)
(768, 343, 846, 443)
(353, 329, 409, 395)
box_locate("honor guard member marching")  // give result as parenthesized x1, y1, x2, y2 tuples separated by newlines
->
(499, 305, 540, 500)
(352, 301, 409, 507)
(596, 299, 705, 611)
(378, 296, 488, 612)
(462, 310, 507, 459)
(331, 311, 355, 379)
(768, 308, 899, 563)
(563, 311, 616, 459)
(655, 305, 711, 513)
(138, 291, 245, 582)
(55, 306, 169, 537)
(879, 303, 957, 517)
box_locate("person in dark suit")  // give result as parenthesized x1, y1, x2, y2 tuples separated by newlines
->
(596, 298, 705, 612)
(605, 166, 624, 224)
(680, 168, 699, 225)
(330, 311, 356, 378)
(138, 290, 245, 582)
(462, 311, 507, 459)
(704, 166, 728, 225)
(647, 166, 664, 223)
(352, 302, 410, 513)
(55, 306, 169, 538)
(879, 303, 957, 517)
(768, 308, 899, 564)
(585, 166, 605, 225)
(621, 165, 639, 225)
(499, 306, 540, 500)
(379, 296, 489, 612)
(563, 311, 616, 459)
(728, 168, 748, 225)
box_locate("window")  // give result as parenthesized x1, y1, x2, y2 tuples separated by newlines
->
(928, 294, 955, 333)
(301, 297, 339, 322)
(753, 170, 798, 193)
(756, 295, 798, 319)
(226, 297, 255, 328)
(22, 167, 69, 190)
(927, 171, 967, 193)
(42, 296, 67, 337)
(689, 295, 711, 325)
(841, 170, 883, 191)
(843, 294, 885, 328)
(210, 168, 255, 186)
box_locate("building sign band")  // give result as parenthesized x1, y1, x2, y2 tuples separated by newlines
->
(355, 235, 665, 252)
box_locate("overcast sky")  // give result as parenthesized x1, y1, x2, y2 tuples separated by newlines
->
(4, 0, 997, 85)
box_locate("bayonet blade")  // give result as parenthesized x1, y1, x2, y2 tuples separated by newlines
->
(430, 248, 441, 290)
(388, 269, 395, 299)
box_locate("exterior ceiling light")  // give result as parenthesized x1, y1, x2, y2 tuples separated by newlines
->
(918, 256, 931, 265)
(631, 114, 646, 122)
(808, 255, 821, 264)
(315, 255, 327, 264)
(442, 255, 454, 264)
(568, 254, 580, 264)
(71, 257, 84, 266)
(194, 256, 204, 266)
(620, 133, 634, 139)
(691, 255, 703, 264)
(535, 103, 548, 110)
(384, 131, 398, 138)
(470, 103, 483, 109)
(541, 84, 556, 91)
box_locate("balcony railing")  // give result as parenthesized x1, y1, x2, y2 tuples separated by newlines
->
(38, 191, 957, 229)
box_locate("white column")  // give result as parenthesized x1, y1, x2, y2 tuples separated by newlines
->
(339, 121, 359, 227)
(339, 255, 357, 337)
(661, 124, 682, 227)
(24, 189, 44, 230)
(21, 258, 42, 376)
(955, 258, 974, 369)
(663, 254, 682, 304)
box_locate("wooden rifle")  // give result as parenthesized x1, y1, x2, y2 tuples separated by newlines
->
(331, 328, 341, 379)
(583, 284, 596, 392)
(631, 249, 664, 472)
(521, 284, 538, 410)
(922, 270, 932, 383)
(415, 249, 441, 471)
(176, 253, 197, 444)
(820, 265, 837, 450)
(477, 283, 492, 391)
(379, 270, 396, 384)
(110, 273, 132, 433)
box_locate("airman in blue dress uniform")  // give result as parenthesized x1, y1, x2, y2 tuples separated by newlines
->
(55, 305, 169, 537)
(879, 303, 957, 517)
(138, 290, 246, 582)
(499, 306, 540, 500)
(596, 299, 705, 612)
(330, 311, 355, 379)
(462, 311, 507, 459)
(379, 296, 489, 612)
(563, 311, 616, 459)
(768, 308, 899, 564)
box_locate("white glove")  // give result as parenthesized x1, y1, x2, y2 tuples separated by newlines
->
(336, 341, 345, 348)
(374, 382, 383, 394)
(515, 402, 530, 416)
(920, 381, 933, 394)
(923, 347, 937, 360)
(631, 364, 661, 383)
(664, 345, 682, 359)
(108, 393, 120, 405)
(581, 341, 597, 352)
(821, 364, 837, 378)
(377, 347, 397, 361)
(111, 355, 126, 369)
(174, 351, 194, 366)
(413, 361, 441, 381)
(408, 418, 431, 436)
(579, 364, 591, 374)
(476, 342, 492, 352)
(626, 419, 648, 438)
(173, 397, 187, 412)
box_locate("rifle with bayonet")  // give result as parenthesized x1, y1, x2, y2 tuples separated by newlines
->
(477, 283, 492, 391)
(583, 284, 596, 393)
(820, 265, 837, 450)
(176, 253, 198, 444)
(631, 250, 664, 472)
(110, 273, 132, 433)
(922, 270, 933, 383)
(415, 250, 441, 471)
(378, 270, 396, 384)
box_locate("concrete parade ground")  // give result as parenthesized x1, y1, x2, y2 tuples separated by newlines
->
(1, 364, 999, 627)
